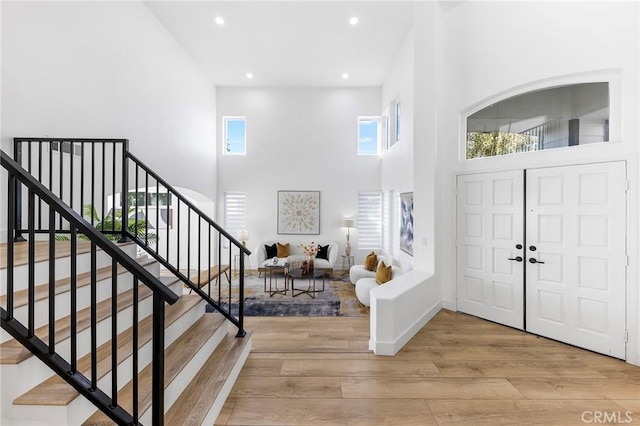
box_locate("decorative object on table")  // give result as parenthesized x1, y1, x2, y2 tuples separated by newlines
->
(300, 241, 320, 275)
(238, 230, 249, 247)
(341, 218, 356, 256)
(400, 191, 414, 255)
(277, 190, 320, 234)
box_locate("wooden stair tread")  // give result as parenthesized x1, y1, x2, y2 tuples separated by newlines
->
(0, 261, 168, 365)
(165, 331, 252, 425)
(195, 265, 230, 288)
(0, 257, 156, 309)
(82, 313, 227, 426)
(0, 241, 134, 269)
(13, 295, 202, 406)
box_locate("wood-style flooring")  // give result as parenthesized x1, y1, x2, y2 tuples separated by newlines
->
(216, 310, 640, 425)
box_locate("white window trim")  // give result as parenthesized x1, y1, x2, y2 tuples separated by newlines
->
(459, 71, 621, 163)
(380, 109, 391, 152)
(222, 116, 247, 156)
(394, 100, 401, 144)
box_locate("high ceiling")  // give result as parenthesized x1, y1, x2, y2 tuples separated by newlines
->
(144, 1, 417, 88)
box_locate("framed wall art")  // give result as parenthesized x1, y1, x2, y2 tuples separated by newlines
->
(277, 190, 320, 235)
(400, 191, 413, 255)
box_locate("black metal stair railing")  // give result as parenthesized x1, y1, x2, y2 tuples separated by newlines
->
(124, 152, 249, 337)
(1, 150, 179, 425)
(11, 137, 249, 336)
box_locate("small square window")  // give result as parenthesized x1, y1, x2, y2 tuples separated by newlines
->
(358, 116, 381, 156)
(223, 117, 246, 155)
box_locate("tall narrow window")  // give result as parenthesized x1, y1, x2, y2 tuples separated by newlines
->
(357, 191, 382, 250)
(358, 117, 381, 155)
(223, 116, 246, 155)
(223, 192, 246, 248)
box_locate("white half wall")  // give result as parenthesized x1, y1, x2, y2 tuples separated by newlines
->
(369, 270, 441, 355)
(0, 1, 218, 241)
(216, 87, 381, 264)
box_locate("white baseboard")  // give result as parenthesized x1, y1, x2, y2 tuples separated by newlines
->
(442, 299, 456, 311)
(627, 351, 640, 367)
(370, 300, 442, 356)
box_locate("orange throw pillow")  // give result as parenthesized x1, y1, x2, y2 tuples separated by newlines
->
(364, 252, 377, 271)
(276, 242, 290, 258)
(375, 261, 392, 284)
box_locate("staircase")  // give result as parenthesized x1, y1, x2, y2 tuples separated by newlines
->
(1, 140, 252, 425)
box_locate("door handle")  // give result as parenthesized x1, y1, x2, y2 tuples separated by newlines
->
(508, 256, 523, 262)
(529, 258, 545, 264)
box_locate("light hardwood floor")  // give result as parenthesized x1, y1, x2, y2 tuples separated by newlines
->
(216, 310, 640, 425)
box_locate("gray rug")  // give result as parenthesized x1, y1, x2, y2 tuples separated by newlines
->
(205, 274, 368, 317)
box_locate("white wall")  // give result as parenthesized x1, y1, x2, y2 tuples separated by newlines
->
(380, 23, 415, 273)
(437, 1, 640, 363)
(380, 2, 441, 275)
(216, 88, 381, 265)
(0, 1, 217, 240)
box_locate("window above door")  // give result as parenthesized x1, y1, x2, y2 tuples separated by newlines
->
(466, 82, 610, 160)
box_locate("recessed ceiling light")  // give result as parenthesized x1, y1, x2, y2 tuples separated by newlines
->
(349, 17, 359, 26)
(342, 73, 349, 80)
(214, 16, 225, 25)
(246, 73, 254, 79)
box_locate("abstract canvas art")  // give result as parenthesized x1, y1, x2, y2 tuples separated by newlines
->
(277, 191, 320, 234)
(400, 191, 414, 255)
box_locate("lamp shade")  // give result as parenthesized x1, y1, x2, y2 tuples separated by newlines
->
(341, 218, 356, 228)
(238, 230, 249, 242)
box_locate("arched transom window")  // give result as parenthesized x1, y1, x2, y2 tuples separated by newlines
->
(466, 82, 609, 159)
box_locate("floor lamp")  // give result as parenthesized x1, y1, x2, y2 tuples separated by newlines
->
(341, 218, 356, 256)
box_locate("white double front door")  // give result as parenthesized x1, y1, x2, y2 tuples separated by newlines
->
(456, 162, 627, 358)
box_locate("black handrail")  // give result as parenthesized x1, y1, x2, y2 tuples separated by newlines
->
(12, 139, 249, 336)
(1, 150, 178, 425)
(8, 136, 250, 420)
(126, 152, 250, 255)
(125, 152, 249, 336)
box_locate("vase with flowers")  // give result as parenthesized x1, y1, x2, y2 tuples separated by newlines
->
(300, 241, 320, 275)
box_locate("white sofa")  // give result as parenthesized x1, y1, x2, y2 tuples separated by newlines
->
(254, 240, 338, 275)
(354, 264, 405, 307)
(349, 255, 395, 285)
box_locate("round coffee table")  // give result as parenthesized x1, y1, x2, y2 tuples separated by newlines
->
(288, 268, 326, 298)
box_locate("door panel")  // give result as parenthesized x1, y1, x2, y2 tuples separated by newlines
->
(526, 162, 626, 358)
(456, 171, 525, 329)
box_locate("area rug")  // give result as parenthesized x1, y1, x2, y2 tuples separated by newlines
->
(204, 273, 369, 317)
